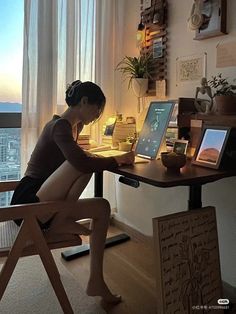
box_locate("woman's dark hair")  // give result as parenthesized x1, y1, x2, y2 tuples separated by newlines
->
(65, 80, 106, 120)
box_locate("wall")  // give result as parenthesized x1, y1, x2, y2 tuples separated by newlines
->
(114, 0, 236, 287)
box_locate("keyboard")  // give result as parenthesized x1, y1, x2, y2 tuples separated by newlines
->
(94, 149, 149, 164)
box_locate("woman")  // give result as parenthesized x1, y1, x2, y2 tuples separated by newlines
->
(11, 80, 134, 304)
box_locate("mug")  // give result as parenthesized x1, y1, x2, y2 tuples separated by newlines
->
(118, 142, 132, 152)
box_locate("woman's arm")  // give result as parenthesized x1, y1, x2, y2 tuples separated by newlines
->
(52, 119, 118, 173)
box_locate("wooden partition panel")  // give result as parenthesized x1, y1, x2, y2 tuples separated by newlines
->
(140, 0, 168, 95)
(152, 206, 223, 314)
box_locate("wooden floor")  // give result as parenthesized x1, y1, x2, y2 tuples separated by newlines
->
(1, 223, 235, 314)
(58, 224, 236, 314)
(58, 225, 157, 314)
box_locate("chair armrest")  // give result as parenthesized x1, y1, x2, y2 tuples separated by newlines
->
(0, 180, 20, 192)
(0, 201, 78, 223)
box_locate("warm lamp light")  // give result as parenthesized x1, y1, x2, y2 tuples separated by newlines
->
(136, 16, 145, 47)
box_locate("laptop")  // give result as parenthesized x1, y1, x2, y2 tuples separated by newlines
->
(91, 101, 175, 163)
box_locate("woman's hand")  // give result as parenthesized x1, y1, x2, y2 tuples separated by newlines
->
(114, 151, 135, 166)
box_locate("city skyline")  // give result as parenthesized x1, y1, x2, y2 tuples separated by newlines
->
(0, 0, 23, 103)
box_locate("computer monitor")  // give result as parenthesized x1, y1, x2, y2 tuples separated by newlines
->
(104, 116, 116, 136)
(135, 101, 175, 159)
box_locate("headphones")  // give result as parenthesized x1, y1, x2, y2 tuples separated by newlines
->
(188, 0, 204, 30)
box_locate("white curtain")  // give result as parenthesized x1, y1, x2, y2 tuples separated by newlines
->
(94, 0, 125, 208)
(22, 0, 124, 206)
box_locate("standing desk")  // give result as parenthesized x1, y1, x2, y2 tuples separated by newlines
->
(62, 160, 236, 260)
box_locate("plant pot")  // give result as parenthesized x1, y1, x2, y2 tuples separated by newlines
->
(215, 95, 236, 115)
(131, 78, 148, 98)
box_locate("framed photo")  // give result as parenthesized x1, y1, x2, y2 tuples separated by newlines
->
(153, 38, 163, 59)
(192, 126, 230, 169)
(173, 139, 188, 155)
(194, 0, 227, 40)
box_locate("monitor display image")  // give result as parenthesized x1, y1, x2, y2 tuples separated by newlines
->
(193, 127, 230, 169)
(135, 101, 175, 159)
(104, 116, 116, 136)
(173, 140, 188, 154)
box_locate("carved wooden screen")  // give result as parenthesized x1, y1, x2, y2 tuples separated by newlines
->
(153, 206, 223, 314)
(140, 0, 168, 95)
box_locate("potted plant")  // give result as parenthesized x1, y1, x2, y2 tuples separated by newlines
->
(208, 74, 236, 115)
(116, 54, 154, 112)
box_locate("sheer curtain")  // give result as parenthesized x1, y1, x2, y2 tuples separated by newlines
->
(94, 0, 125, 208)
(22, 0, 124, 205)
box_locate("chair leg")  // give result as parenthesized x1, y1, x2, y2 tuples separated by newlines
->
(26, 217, 74, 314)
(0, 223, 29, 300)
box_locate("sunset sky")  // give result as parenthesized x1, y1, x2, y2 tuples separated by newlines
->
(0, 0, 23, 103)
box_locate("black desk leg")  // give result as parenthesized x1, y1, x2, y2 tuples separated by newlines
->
(188, 184, 202, 210)
(62, 171, 130, 261)
(94, 172, 103, 197)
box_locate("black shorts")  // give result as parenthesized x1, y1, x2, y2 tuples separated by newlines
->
(10, 176, 54, 230)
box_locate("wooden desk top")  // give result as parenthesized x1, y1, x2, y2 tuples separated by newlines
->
(110, 160, 236, 188)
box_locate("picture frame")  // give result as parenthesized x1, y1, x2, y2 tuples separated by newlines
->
(194, 0, 227, 40)
(176, 53, 207, 86)
(153, 38, 163, 59)
(192, 126, 230, 169)
(173, 139, 188, 155)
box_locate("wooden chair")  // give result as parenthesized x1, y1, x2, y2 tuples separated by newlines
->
(0, 180, 84, 314)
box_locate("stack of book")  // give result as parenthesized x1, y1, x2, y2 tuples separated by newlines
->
(102, 122, 136, 148)
(77, 134, 91, 150)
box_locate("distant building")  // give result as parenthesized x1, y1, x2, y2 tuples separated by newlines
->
(0, 103, 21, 205)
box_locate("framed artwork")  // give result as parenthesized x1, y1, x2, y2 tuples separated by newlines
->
(153, 38, 163, 59)
(176, 53, 207, 85)
(194, 0, 227, 40)
(152, 206, 224, 314)
(192, 126, 230, 169)
(142, 0, 152, 10)
(173, 139, 188, 154)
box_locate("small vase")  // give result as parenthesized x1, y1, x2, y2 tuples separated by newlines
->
(131, 78, 148, 113)
(215, 95, 236, 115)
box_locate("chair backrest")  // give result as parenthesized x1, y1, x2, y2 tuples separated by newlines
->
(0, 180, 81, 313)
(0, 180, 81, 257)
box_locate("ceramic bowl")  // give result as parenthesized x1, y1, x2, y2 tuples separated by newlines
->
(161, 152, 186, 170)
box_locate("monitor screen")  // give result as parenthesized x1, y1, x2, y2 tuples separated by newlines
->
(135, 101, 175, 159)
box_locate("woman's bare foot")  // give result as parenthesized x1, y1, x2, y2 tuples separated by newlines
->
(86, 279, 122, 304)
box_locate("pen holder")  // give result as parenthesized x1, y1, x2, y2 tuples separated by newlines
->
(118, 142, 132, 152)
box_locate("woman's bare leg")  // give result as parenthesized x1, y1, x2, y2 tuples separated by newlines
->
(43, 197, 120, 303)
(65, 198, 121, 303)
(36, 160, 92, 234)
(37, 161, 92, 202)
(36, 162, 120, 302)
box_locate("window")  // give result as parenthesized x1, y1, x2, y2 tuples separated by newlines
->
(0, 0, 24, 205)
